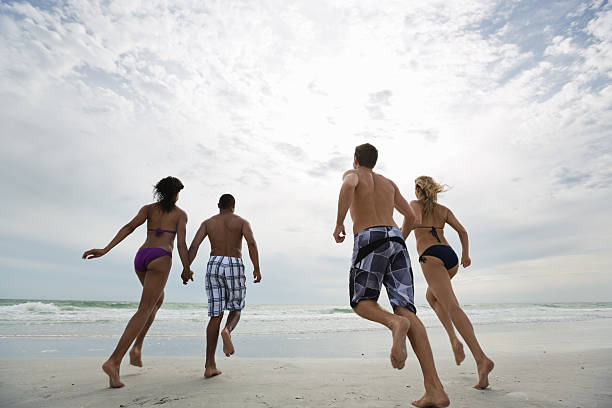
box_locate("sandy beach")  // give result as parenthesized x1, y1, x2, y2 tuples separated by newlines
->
(2, 319, 611, 408)
(3, 1, 612, 407)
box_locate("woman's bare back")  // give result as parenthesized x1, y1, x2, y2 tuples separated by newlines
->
(411, 200, 451, 254)
(141, 203, 184, 252)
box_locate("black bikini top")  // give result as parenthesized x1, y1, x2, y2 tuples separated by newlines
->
(416, 226, 443, 243)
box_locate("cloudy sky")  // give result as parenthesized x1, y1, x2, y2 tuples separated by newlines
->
(1, 0, 611, 305)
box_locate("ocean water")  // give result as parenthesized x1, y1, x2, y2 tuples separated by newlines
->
(1, 299, 611, 359)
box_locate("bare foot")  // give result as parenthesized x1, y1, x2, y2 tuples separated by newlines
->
(102, 360, 124, 388)
(204, 366, 222, 378)
(389, 316, 410, 369)
(451, 339, 465, 366)
(411, 389, 450, 407)
(129, 348, 142, 367)
(474, 357, 494, 389)
(221, 328, 235, 357)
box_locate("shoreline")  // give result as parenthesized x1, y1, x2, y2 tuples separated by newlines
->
(2, 318, 611, 360)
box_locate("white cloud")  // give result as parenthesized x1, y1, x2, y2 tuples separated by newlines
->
(1, 0, 611, 303)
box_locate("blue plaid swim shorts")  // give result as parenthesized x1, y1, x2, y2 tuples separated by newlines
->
(205, 256, 246, 317)
(349, 226, 416, 313)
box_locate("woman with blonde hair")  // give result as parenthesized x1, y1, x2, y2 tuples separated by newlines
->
(402, 176, 494, 389)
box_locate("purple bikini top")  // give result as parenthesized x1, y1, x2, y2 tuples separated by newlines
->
(148, 228, 177, 237)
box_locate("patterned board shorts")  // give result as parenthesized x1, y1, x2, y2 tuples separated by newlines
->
(205, 256, 246, 317)
(349, 226, 416, 313)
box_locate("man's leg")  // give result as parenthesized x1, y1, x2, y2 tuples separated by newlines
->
(221, 310, 240, 357)
(220, 259, 245, 357)
(384, 244, 449, 407)
(353, 300, 410, 369)
(205, 313, 224, 378)
(426, 288, 464, 365)
(395, 306, 450, 408)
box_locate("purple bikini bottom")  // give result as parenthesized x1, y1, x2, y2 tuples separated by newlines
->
(134, 248, 172, 272)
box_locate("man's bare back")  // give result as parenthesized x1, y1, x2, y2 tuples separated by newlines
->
(344, 168, 399, 234)
(205, 213, 247, 258)
(334, 166, 416, 241)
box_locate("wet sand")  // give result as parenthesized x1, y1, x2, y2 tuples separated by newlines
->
(1, 320, 611, 408)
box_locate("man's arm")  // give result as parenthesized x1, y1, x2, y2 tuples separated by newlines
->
(182, 220, 207, 284)
(334, 171, 358, 243)
(389, 180, 418, 239)
(82, 205, 148, 259)
(401, 201, 422, 239)
(187, 221, 208, 264)
(242, 220, 261, 283)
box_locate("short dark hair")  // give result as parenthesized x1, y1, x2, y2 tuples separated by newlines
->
(354, 143, 378, 168)
(218, 193, 235, 209)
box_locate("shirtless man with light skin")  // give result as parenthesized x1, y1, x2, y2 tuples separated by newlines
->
(182, 194, 261, 378)
(334, 143, 449, 408)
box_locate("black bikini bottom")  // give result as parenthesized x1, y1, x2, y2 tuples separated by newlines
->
(419, 245, 458, 270)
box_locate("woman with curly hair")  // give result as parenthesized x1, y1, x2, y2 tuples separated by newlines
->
(82, 176, 191, 388)
(402, 176, 494, 389)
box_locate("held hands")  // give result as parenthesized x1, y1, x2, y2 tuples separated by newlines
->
(333, 224, 346, 243)
(181, 269, 194, 285)
(253, 268, 262, 283)
(461, 255, 471, 268)
(82, 248, 107, 259)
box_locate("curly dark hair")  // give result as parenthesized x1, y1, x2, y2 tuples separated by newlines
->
(154, 176, 184, 213)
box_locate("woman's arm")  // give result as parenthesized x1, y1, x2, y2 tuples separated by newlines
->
(82, 205, 149, 259)
(446, 208, 471, 267)
(175, 210, 191, 272)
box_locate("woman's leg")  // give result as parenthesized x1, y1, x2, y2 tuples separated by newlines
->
(102, 256, 171, 388)
(421, 256, 494, 389)
(130, 287, 164, 367)
(425, 265, 465, 365)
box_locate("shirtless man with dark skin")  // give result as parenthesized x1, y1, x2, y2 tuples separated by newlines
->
(183, 194, 261, 378)
(333, 144, 449, 408)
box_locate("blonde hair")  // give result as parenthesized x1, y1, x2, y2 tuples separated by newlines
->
(415, 176, 449, 217)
